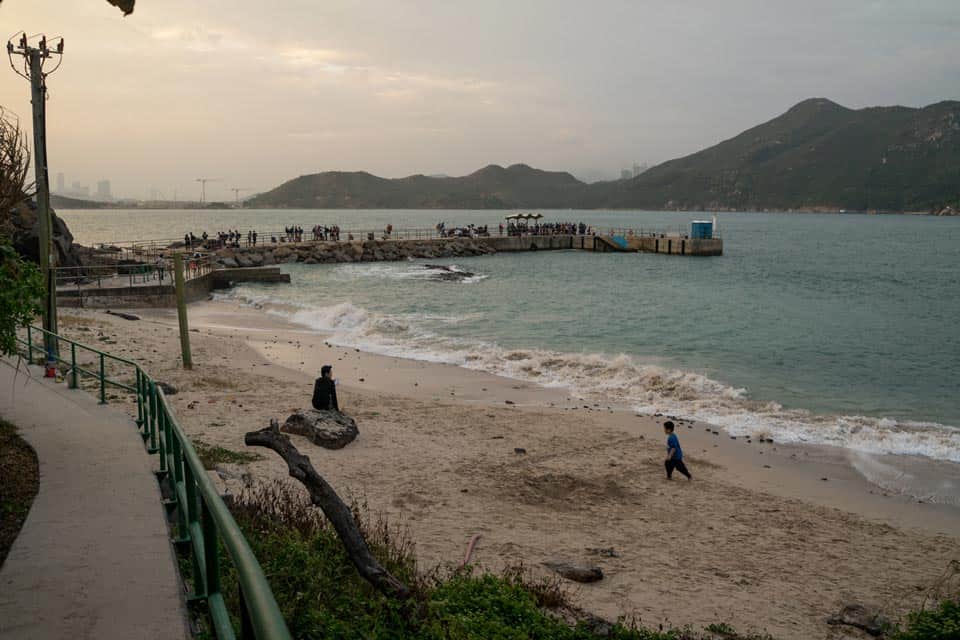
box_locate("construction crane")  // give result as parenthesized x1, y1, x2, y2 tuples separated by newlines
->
(194, 177, 221, 203)
(229, 187, 252, 206)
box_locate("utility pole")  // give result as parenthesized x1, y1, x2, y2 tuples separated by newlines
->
(7, 33, 64, 359)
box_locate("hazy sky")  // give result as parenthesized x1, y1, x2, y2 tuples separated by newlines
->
(1, 0, 958, 201)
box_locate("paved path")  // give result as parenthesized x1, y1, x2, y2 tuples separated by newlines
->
(0, 359, 189, 640)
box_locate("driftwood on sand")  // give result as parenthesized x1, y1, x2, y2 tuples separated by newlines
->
(244, 420, 410, 600)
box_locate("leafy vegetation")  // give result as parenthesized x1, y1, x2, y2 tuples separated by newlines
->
(0, 239, 42, 356)
(192, 440, 263, 470)
(890, 599, 960, 639)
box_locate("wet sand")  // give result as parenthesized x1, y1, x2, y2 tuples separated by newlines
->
(56, 301, 960, 639)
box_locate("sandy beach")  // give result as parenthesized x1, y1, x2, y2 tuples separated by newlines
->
(53, 301, 960, 639)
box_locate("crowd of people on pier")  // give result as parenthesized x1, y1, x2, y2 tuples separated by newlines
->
(505, 221, 594, 236)
(179, 218, 597, 252)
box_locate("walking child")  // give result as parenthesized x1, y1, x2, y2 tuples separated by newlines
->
(663, 421, 691, 480)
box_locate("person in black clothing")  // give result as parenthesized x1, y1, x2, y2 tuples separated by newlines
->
(312, 365, 339, 411)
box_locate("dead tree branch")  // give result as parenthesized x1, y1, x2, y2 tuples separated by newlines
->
(245, 420, 411, 600)
(0, 107, 32, 215)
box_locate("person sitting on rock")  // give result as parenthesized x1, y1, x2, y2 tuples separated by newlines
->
(312, 365, 340, 412)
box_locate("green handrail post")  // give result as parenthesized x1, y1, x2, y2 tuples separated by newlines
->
(69, 342, 78, 389)
(158, 405, 169, 475)
(98, 353, 106, 404)
(170, 435, 189, 543)
(135, 369, 144, 427)
(201, 500, 221, 599)
(149, 381, 158, 446)
(183, 462, 205, 598)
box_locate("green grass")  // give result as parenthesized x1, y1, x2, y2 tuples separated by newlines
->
(192, 440, 263, 470)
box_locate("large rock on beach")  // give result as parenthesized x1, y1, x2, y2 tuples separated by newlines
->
(281, 409, 359, 449)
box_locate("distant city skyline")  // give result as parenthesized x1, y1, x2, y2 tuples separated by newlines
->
(2, 0, 958, 201)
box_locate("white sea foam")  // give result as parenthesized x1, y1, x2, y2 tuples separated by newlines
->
(221, 291, 960, 465)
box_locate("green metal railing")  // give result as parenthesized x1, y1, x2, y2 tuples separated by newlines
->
(16, 325, 291, 640)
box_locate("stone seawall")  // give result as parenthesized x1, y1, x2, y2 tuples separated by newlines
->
(213, 235, 576, 268)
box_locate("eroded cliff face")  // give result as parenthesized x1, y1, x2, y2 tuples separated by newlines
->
(1, 201, 83, 268)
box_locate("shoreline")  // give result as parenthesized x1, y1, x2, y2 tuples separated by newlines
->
(186, 299, 960, 535)
(56, 302, 960, 638)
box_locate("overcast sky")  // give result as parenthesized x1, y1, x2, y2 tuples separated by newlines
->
(1, 0, 958, 201)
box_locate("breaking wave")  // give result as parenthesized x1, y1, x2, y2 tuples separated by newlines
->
(219, 292, 960, 466)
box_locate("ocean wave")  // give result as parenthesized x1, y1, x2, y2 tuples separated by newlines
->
(220, 291, 960, 465)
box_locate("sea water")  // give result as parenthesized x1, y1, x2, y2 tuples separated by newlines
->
(61, 209, 960, 487)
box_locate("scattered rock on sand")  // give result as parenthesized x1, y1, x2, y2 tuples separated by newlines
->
(586, 547, 619, 558)
(544, 560, 604, 583)
(156, 381, 178, 396)
(514, 447, 527, 455)
(281, 409, 359, 450)
(827, 603, 890, 636)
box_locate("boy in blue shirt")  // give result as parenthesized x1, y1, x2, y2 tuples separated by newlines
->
(663, 421, 692, 480)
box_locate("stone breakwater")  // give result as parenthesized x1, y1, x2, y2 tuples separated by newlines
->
(214, 237, 507, 267)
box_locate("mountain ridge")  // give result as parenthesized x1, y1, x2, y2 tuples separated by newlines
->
(248, 99, 960, 212)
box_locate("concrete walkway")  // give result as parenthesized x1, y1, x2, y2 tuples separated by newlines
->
(0, 359, 189, 640)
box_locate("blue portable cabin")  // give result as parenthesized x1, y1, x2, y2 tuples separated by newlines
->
(690, 220, 713, 239)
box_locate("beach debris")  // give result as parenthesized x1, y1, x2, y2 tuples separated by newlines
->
(821, 477, 829, 481)
(105, 310, 140, 321)
(156, 381, 178, 396)
(358, 377, 365, 382)
(543, 560, 604, 583)
(514, 447, 527, 455)
(827, 603, 890, 637)
(505, 400, 515, 405)
(244, 420, 410, 600)
(460, 534, 482, 567)
(281, 409, 359, 450)
(586, 547, 619, 558)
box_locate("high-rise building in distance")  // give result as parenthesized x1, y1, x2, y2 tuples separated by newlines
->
(96, 179, 112, 201)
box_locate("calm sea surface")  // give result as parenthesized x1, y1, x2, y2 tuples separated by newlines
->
(61, 209, 960, 470)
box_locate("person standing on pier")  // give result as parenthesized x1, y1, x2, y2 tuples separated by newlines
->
(312, 365, 340, 412)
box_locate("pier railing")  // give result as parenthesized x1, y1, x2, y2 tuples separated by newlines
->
(16, 325, 292, 640)
(54, 256, 214, 290)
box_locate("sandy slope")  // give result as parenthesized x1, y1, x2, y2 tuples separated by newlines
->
(55, 303, 960, 639)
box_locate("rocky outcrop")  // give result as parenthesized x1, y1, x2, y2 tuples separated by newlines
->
(2, 201, 84, 268)
(933, 205, 958, 216)
(212, 237, 497, 268)
(281, 409, 359, 450)
(826, 603, 890, 636)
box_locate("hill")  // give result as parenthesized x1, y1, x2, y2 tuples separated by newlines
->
(249, 99, 960, 212)
(247, 164, 585, 209)
(598, 98, 960, 211)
